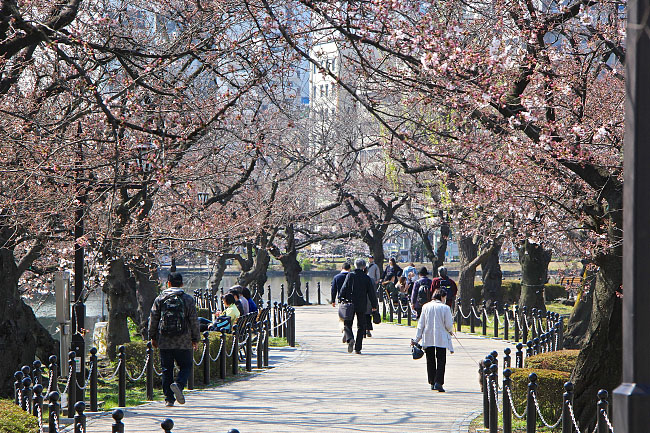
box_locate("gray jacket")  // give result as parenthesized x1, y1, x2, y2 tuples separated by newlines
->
(148, 288, 200, 350)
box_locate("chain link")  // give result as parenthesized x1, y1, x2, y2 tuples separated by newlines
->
(226, 334, 238, 357)
(602, 409, 615, 433)
(209, 338, 225, 362)
(36, 404, 44, 433)
(194, 344, 208, 367)
(532, 391, 562, 428)
(491, 380, 502, 413)
(126, 355, 148, 382)
(53, 410, 61, 433)
(97, 360, 121, 381)
(76, 362, 94, 391)
(471, 306, 482, 320)
(567, 401, 583, 433)
(457, 305, 472, 319)
(505, 385, 527, 419)
(62, 366, 73, 395)
(152, 360, 163, 377)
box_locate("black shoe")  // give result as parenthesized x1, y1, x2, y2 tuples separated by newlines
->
(431, 384, 435, 390)
(170, 383, 185, 404)
(366, 331, 372, 337)
(433, 383, 445, 392)
(342, 335, 347, 343)
(347, 340, 354, 353)
(355, 350, 362, 354)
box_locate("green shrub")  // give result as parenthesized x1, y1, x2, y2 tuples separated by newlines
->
(300, 257, 313, 271)
(524, 350, 579, 373)
(544, 284, 569, 301)
(510, 368, 569, 423)
(0, 400, 39, 433)
(197, 308, 211, 320)
(122, 341, 163, 386)
(193, 332, 237, 383)
(471, 281, 567, 304)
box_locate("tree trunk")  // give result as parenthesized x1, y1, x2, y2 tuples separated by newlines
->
(458, 235, 478, 311)
(564, 263, 598, 349)
(481, 241, 503, 310)
(132, 260, 159, 339)
(103, 258, 138, 360)
(280, 252, 305, 306)
(570, 253, 622, 430)
(238, 246, 270, 296)
(209, 255, 230, 292)
(431, 222, 450, 277)
(367, 233, 385, 274)
(517, 241, 551, 312)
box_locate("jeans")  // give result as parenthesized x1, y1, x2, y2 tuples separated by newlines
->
(424, 346, 447, 386)
(343, 310, 367, 351)
(160, 349, 193, 403)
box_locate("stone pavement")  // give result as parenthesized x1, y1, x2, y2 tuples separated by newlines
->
(84, 305, 510, 432)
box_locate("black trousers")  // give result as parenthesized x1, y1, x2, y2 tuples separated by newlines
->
(424, 346, 447, 385)
(343, 310, 366, 351)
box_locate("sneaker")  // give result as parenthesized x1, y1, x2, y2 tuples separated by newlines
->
(165, 400, 174, 407)
(433, 383, 445, 392)
(170, 383, 185, 404)
(366, 331, 372, 337)
(347, 340, 354, 353)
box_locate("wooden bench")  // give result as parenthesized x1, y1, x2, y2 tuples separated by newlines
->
(558, 276, 582, 288)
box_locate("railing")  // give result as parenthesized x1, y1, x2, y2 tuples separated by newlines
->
(480, 347, 614, 433)
(381, 289, 414, 326)
(194, 282, 319, 310)
(12, 301, 296, 433)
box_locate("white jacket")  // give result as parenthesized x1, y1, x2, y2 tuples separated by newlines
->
(414, 300, 454, 352)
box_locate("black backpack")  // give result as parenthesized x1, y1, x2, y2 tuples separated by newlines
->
(439, 278, 453, 296)
(416, 277, 432, 306)
(159, 292, 187, 336)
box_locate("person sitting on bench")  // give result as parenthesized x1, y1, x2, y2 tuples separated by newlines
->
(208, 293, 241, 332)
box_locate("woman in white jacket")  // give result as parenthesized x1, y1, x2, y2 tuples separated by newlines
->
(412, 289, 454, 392)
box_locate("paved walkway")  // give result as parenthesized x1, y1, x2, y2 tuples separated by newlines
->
(84, 305, 510, 432)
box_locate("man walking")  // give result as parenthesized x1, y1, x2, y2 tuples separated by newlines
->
(431, 267, 458, 309)
(339, 258, 379, 354)
(149, 271, 199, 407)
(331, 262, 351, 305)
(411, 267, 433, 319)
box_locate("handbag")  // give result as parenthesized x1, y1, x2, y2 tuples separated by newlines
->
(338, 302, 355, 321)
(412, 342, 424, 360)
(372, 310, 381, 324)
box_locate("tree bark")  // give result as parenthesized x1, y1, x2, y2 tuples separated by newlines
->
(431, 222, 450, 277)
(238, 245, 270, 297)
(570, 253, 622, 430)
(132, 260, 159, 339)
(209, 255, 230, 292)
(517, 240, 551, 312)
(564, 263, 598, 349)
(103, 258, 138, 360)
(367, 233, 386, 274)
(458, 235, 478, 311)
(481, 240, 503, 310)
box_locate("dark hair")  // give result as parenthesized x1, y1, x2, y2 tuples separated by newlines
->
(433, 289, 447, 300)
(228, 289, 240, 299)
(398, 276, 407, 285)
(223, 293, 235, 305)
(167, 272, 183, 287)
(389, 257, 396, 264)
(241, 287, 252, 299)
(342, 262, 351, 270)
(419, 267, 429, 276)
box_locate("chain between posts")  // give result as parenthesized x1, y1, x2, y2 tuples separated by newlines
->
(193, 344, 208, 367)
(532, 391, 563, 428)
(226, 333, 238, 357)
(602, 409, 615, 433)
(567, 401, 583, 433)
(76, 362, 94, 391)
(208, 338, 224, 363)
(62, 366, 73, 395)
(97, 360, 122, 381)
(125, 355, 149, 382)
(505, 385, 527, 419)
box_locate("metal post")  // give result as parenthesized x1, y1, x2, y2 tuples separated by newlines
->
(245, 323, 253, 372)
(483, 358, 491, 428)
(558, 316, 564, 350)
(231, 325, 238, 376)
(14, 371, 23, 405)
(112, 409, 125, 433)
(482, 301, 487, 336)
(188, 352, 194, 391)
(48, 391, 60, 433)
(504, 347, 511, 369)
(220, 330, 227, 380)
(470, 299, 476, 333)
(562, 382, 574, 433)
(382, 298, 387, 321)
(317, 281, 321, 305)
(33, 360, 42, 385)
(522, 306, 528, 343)
(531, 308, 538, 339)
(33, 384, 43, 423)
(68, 351, 76, 418)
(305, 282, 310, 304)
(526, 340, 533, 359)
(289, 307, 296, 347)
(489, 364, 498, 433)
(161, 418, 174, 433)
(503, 369, 512, 433)
(504, 303, 509, 340)
(526, 373, 537, 433)
(145, 343, 153, 402)
(397, 300, 402, 324)
(118, 346, 126, 408)
(264, 320, 270, 367)
(493, 301, 499, 338)
(456, 298, 462, 332)
(203, 332, 211, 385)
(280, 283, 285, 305)
(48, 355, 58, 398)
(273, 302, 278, 338)
(257, 323, 263, 369)
(516, 343, 524, 368)
(389, 299, 394, 322)
(407, 302, 412, 326)
(597, 390, 609, 433)
(534, 337, 541, 355)
(268, 285, 271, 305)
(22, 377, 32, 412)
(74, 401, 86, 433)
(514, 304, 520, 342)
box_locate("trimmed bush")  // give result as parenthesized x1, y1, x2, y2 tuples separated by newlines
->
(198, 308, 211, 320)
(192, 332, 237, 383)
(510, 368, 569, 423)
(0, 400, 39, 433)
(524, 350, 579, 373)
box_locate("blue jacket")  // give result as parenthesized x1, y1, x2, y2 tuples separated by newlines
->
(248, 298, 258, 313)
(330, 271, 349, 302)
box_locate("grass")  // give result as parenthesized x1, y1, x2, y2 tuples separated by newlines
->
(469, 410, 561, 432)
(268, 337, 289, 347)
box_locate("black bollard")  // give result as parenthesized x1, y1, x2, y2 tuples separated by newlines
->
(597, 389, 609, 433)
(382, 298, 387, 321)
(483, 358, 492, 428)
(317, 281, 321, 305)
(531, 308, 538, 339)
(21, 365, 31, 386)
(264, 320, 270, 367)
(48, 391, 61, 433)
(245, 323, 253, 372)
(389, 298, 394, 322)
(305, 282, 310, 304)
(562, 382, 574, 433)
(22, 377, 32, 412)
(491, 350, 499, 369)
(283, 304, 289, 340)
(257, 323, 263, 369)
(74, 401, 86, 433)
(407, 302, 412, 326)
(14, 371, 24, 406)
(456, 298, 462, 332)
(494, 301, 499, 339)
(289, 307, 296, 347)
(514, 305, 520, 342)
(33, 384, 44, 421)
(280, 283, 285, 304)
(482, 301, 487, 336)
(534, 337, 541, 355)
(90, 347, 99, 411)
(112, 408, 125, 433)
(522, 306, 529, 343)
(227, 430, 240, 433)
(220, 330, 227, 380)
(33, 360, 42, 385)
(397, 299, 402, 324)
(526, 373, 537, 433)
(188, 346, 194, 391)
(516, 343, 524, 368)
(504, 347, 511, 369)
(526, 340, 533, 359)
(118, 346, 126, 408)
(503, 369, 512, 433)
(504, 303, 509, 340)
(470, 299, 476, 333)
(161, 418, 174, 433)
(48, 355, 58, 397)
(231, 325, 239, 376)
(68, 351, 77, 418)
(146, 342, 154, 402)
(489, 364, 498, 433)
(273, 302, 278, 338)
(203, 331, 211, 385)
(557, 316, 564, 349)
(268, 284, 272, 305)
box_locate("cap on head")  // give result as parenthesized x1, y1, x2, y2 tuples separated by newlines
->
(438, 267, 448, 278)
(167, 272, 183, 287)
(419, 267, 429, 276)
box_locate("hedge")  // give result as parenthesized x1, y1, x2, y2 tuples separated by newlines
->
(510, 368, 569, 423)
(121, 332, 237, 387)
(524, 350, 579, 373)
(0, 400, 39, 433)
(471, 281, 568, 304)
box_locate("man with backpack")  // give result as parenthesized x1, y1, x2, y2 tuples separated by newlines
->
(411, 267, 433, 319)
(148, 271, 199, 407)
(431, 266, 458, 309)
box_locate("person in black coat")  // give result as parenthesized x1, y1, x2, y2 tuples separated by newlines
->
(330, 262, 352, 304)
(338, 258, 379, 354)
